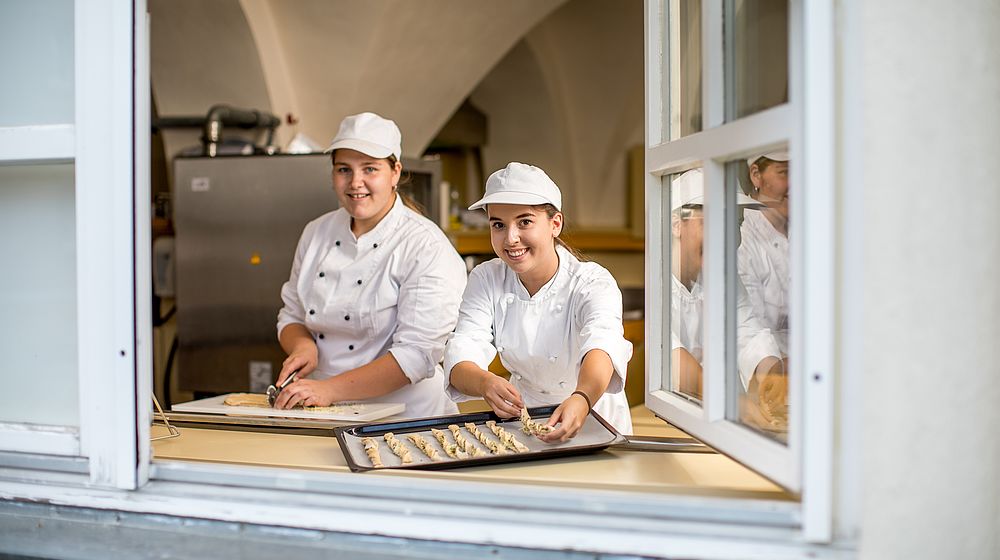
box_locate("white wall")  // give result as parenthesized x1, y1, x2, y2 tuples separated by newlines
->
(240, 0, 565, 155)
(856, 1, 1000, 558)
(471, 0, 645, 229)
(149, 0, 644, 230)
(151, 0, 565, 158)
(149, 0, 274, 161)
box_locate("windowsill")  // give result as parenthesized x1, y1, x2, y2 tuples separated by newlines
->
(150, 406, 792, 501)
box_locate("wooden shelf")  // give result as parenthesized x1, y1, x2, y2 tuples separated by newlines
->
(448, 229, 645, 255)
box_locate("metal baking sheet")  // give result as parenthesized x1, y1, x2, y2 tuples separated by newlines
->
(172, 394, 405, 422)
(335, 406, 625, 472)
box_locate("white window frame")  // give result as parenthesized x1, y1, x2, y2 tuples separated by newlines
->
(0, 0, 147, 490)
(0, 1, 849, 555)
(643, 0, 834, 541)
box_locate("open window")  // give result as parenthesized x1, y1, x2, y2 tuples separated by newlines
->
(1, 1, 842, 554)
(644, 0, 834, 538)
(0, 0, 148, 489)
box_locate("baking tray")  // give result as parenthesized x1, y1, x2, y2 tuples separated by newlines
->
(335, 405, 625, 472)
(172, 394, 405, 422)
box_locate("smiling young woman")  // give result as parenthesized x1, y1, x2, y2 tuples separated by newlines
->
(444, 162, 634, 440)
(486, 204, 562, 295)
(331, 148, 401, 236)
(273, 112, 467, 418)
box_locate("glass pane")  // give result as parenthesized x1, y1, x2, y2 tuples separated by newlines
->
(0, 0, 75, 126)
(663, 0, 702, 141)
(725, 150, 789, 443)
(0, 164, 79, 426)
(664, 168, 706, 403)
(724, 0, 788, 121)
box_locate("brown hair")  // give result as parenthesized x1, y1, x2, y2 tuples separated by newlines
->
(753, 157, 779, 174)
(533, 203, 585, 261)
(386, 155, 426, 215)
(330, 151, 425, 215)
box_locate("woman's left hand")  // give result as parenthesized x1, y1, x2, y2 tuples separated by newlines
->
(537, 393, 590, 443)
(274, 378, 337, 410)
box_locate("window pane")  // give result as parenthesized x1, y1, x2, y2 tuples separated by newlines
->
(664, 168, 706, 403)
(663, 0, 702, 141)
(725, 152, 789, 444)
(0, 164, 79, 426)
(0, 0, 75, 127)
(724, 0, 788, 121)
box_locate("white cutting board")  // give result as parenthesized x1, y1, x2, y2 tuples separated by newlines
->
(172, 394, 405, 422)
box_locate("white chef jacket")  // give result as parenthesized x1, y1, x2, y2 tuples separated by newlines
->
(277, 195, 467, 418)
(443, 245, 633, 434)
(738, 209, 790, 355)
(670, 273, 781, 391)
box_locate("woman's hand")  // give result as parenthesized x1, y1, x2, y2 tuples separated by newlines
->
(277, 342, 318, 385)
(479, 374, 523, 418)
(537, 393, 590, 443)
(274, 378, 337, 409)
(755, 372, 788, 424)
(744, 368, 788, 429)
(749, 356, 789, 425)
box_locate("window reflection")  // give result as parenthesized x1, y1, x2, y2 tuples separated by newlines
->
(665, 0, 702, 141)
(731, 152, 790, 441)
(668, 169, 706, 401)
(665, 162, 790, 437)
(724, 0, 789, 121)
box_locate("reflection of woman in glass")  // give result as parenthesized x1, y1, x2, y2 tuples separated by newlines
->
(444, 163, 633, 440)
(669, 169, 783, 401)
(273, 112, 467, 417)
(739, 152, 790, 355)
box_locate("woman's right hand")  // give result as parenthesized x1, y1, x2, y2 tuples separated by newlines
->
(277, 341, 318, 385)
(479, 374, 524, 419)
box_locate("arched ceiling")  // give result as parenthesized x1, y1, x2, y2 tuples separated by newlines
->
(242, 0, 567, 155)
(151, 0, 271, 116)
(148, 0, 643, 228)
(470, 0, 645, 227)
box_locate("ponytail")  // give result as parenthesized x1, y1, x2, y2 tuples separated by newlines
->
(533, 203, 585, 261)
(387, 155, 426, 216)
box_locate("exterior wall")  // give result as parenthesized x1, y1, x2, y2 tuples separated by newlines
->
(858, 1, 1000, 558)
(0, 501, 601, 560)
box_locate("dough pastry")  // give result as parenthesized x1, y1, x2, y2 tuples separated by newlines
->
(430, 428, 469, 460)
(485, 420, 530, 453)
(383, 432, 412, 463)
(361, 437, 384, 468)
(222, 393, 269, 407)
(407, 434, 442, 461)
(519, 408, 553, 436)
(222, 393, 348, 413)
(448, 424, 485, 457)
(464, 422, 506, 455)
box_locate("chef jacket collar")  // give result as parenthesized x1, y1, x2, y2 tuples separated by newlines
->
(342, 192, 406, 246)
(745, 207, 789, 240)
(671, 272, 703, 299)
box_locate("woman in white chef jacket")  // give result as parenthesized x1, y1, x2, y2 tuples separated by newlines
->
(444, 162, 633, 440)
(273, 112, 467, 418)
(670, 169, 785, 421)
(738, 152, 790, 355)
